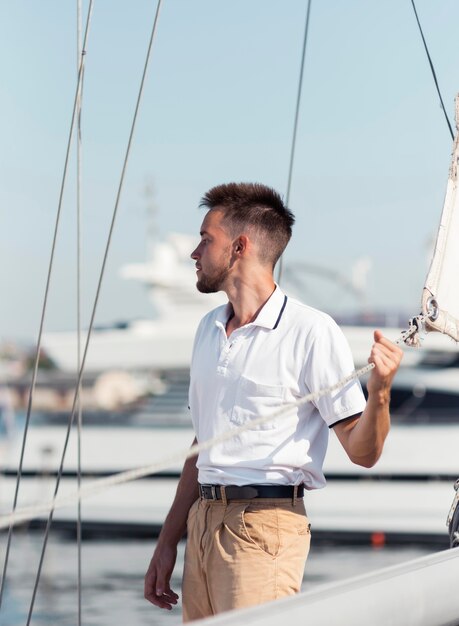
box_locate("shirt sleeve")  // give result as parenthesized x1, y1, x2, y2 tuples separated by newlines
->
(303, 316, 366, 427)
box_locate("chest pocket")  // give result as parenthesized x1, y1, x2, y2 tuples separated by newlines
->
(231, 376, 286, 430)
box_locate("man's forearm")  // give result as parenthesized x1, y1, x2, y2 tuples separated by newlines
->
(157, 443, 199, 547)
(345, 391, 390, 467)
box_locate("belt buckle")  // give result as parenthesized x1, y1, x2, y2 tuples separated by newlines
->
(201, 484, 219, 500)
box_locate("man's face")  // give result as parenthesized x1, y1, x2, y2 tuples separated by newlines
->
(190, 210, 233, 293)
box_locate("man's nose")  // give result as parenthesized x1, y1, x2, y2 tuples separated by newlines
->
(191, 247, 199, 260)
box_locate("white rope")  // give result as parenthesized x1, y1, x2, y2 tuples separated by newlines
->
(0, 316, 425, 530)
(0, 363, 374, 530)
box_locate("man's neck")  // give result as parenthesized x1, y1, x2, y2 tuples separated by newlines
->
(225, 276, 276, 336)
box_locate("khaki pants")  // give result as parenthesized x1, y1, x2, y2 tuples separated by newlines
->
(182, 497, 311, 622)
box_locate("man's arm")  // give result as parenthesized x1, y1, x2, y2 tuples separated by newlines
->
(333, 330, 403, 468)
(144, 438, 199, 610)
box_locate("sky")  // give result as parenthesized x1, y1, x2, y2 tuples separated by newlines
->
(1, 0, 459, 342)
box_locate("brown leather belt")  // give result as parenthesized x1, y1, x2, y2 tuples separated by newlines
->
(199, 484, 304, 501)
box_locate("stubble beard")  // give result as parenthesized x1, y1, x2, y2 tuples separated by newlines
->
(196, 248, 232, 293)
(196, 265, 230, 293)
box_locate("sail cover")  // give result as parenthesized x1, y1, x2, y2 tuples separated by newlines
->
(421, 94, 459, 341)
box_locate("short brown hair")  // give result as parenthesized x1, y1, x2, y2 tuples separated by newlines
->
(199, 182, 295, 268)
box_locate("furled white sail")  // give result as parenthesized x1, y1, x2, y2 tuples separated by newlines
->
(421, 94, 459, 341)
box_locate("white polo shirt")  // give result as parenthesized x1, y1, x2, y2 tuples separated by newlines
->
(188, 285, 366, 490)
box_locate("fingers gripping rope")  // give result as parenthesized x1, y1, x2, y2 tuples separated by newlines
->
(0, 319, 421, 530)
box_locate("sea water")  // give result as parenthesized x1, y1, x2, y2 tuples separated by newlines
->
(0, 532, 436, 626)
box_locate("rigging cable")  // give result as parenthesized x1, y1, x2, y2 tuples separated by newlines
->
(76, 0, 84, 624)
(410, 0, 454, 141)
(23, 2, 164, 624)
(277, 0, 312, 284)
(0, 0, 95, 612)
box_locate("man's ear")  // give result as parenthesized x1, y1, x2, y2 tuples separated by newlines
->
(234, 235, 248, 254)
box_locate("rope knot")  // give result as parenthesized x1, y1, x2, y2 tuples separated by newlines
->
(401, 314, 425, 348)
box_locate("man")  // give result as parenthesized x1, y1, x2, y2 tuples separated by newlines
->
(144, 182, 403, 621)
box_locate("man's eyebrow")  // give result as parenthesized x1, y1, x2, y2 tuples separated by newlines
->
(200, 230, 210, 237)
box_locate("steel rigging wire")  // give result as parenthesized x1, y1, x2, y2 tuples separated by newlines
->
(277, 0, 312, 285)
(22, 2, 164, 623)
(0, 0, 95, 612)
(76, 1, 85, 624)
(277, 0, 455, 284)
(410, 0, 454, 141)
(0, 2, 166, 623)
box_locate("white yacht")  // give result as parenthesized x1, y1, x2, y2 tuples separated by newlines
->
(41, 231, 459, 373)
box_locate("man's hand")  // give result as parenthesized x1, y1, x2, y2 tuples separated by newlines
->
(367, 330, 403, 399)
(143, 441, 199, 610)
(144, 543, 179, 610)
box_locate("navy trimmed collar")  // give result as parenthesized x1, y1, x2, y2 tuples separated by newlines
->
(216, 285, 288, 331)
